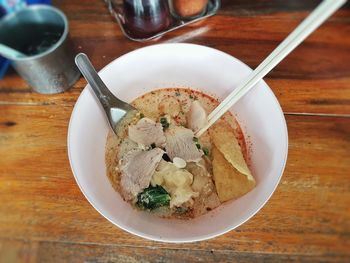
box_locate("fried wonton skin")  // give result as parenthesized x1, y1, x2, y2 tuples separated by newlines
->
(211, 123, 256, 202)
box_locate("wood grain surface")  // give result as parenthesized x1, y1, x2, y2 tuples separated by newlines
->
(0, 0, 349, 262)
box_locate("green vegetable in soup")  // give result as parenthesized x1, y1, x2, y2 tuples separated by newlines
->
(175, 207, 188, 214)
(203, 147, 209, 156)
(160, 117, 170, 129)
(137, 185, 171, 210)
(193, 137, 202, 150)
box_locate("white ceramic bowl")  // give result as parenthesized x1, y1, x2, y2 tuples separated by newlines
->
(68, 43, 288, 243)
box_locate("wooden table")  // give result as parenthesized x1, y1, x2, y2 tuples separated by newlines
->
(1, 0, 349, 262)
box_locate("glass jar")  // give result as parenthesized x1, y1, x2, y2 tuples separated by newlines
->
(122, 0, 171, 39)
(168, 0, 209, 20)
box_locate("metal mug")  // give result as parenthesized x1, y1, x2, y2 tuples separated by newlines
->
(0, 5, 80, 94)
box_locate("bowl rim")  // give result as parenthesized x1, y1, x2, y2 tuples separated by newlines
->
(67, 43, 289, 243)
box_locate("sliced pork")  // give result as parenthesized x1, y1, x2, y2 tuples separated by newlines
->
(117, 138, 138, 161)
(165, 126, 203, 162)
(120, 148, 164, 201)
(186, 101, 208, 133)
(128, 117, 166, 147)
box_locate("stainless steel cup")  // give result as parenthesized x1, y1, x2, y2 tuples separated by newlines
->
(0, 5, 80, 94)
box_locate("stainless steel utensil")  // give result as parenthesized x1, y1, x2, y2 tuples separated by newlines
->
(0, 43, 26, 59)
(0, 5, 80, 94)
(75, 53, 137, 135)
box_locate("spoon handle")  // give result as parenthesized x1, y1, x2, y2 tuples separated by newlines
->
(75, 53, 125, 111)
(0, 44, 26, 59)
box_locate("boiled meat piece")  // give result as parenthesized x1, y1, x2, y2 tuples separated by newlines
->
(128, 117, 166, 147)
(186, 101, 208, 133)
(120, 148, 164, 201)
(117, 138, 138, 161)
(165, 126, 203, 162)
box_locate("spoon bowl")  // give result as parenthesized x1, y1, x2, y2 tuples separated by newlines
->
(75, 53, 137, 135)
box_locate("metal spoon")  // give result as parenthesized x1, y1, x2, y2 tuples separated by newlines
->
(75, 53, 137, 135)
(0, 43, 26, 60)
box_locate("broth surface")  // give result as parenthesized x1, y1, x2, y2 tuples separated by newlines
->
(105, 88, 248, 218)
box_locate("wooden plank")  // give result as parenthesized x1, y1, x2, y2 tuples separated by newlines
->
(0, 239, 37, 263)
(0, 238, 348, 263)
(1, 0, 349, 261)
(0, 5, 349, 114)
(2, 76, 349, 116)
(219, 0, 350, 15)
(0, 104, 349, 257)
(54, 0, 350, 16)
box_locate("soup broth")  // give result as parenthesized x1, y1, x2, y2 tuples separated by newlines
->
(105, 88, 253, 219)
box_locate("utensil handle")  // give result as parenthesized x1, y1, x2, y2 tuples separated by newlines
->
(0, 44, 26, 59)
(75, 53, 123, 110)
(195, 0, 347, 137)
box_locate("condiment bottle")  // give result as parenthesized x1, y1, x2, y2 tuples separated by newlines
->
(168, 0, 209, 20)
(123, 0, 171, 38)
